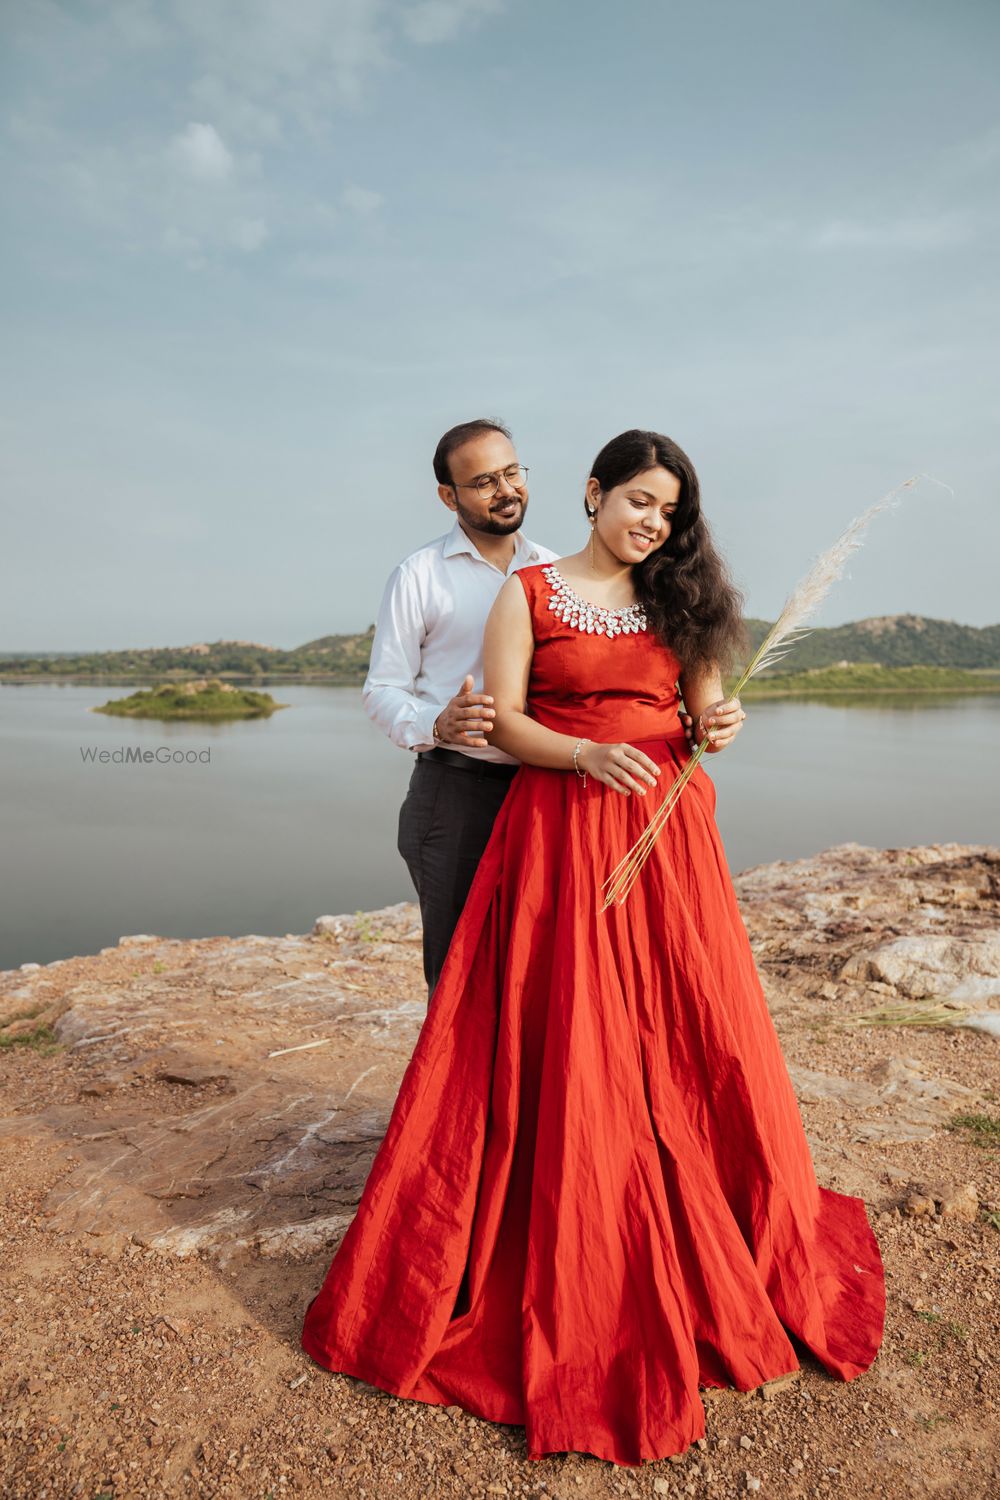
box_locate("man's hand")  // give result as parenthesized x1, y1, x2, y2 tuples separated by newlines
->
(434, 674, 497, 748)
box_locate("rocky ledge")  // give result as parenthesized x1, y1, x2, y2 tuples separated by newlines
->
(1, 842, 998, 1265)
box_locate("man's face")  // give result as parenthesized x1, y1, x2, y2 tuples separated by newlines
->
(439, 430, 529, 537)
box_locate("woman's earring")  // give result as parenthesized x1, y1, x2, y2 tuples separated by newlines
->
(587, 506, 597, 567)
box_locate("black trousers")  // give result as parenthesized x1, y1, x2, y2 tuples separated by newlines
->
(397, 756, 517, 1001)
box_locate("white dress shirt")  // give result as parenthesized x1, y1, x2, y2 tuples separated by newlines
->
(363, 516, 560, 764)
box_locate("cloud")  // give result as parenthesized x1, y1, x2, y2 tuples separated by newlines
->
(808, 215, 972, 251)
(169, 0, 392, 116)
(402, 0, 502, 46)
(189, 73, 283, 145)
(166, 121, 234, 181)
(286, 252, 349, 280)
(170, 0, 506, 111)
(698, 207, 976, 259)
(341, 184, 383, 215)
(164, 225, 201, 255)
(163, 224, 206, 270)
(104, 0, 168, 51)
(940, 123, 1000, 176)
(230, 216, 268, 252)
(2, 0, 509, 271)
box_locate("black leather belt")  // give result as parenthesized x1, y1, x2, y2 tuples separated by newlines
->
(417, 746, 519, 780)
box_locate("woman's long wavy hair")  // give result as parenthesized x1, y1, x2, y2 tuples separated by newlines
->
(587, 429, 747, 677)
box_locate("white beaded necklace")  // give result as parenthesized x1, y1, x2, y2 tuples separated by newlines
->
(543, 564, 648, 638)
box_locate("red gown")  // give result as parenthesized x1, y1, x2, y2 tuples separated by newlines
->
(301, 560, 886, 1467)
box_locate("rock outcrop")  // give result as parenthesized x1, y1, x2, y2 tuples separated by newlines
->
(1, 842, 997, 1266)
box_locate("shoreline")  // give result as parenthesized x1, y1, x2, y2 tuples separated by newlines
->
(4, 671, 1000, 699)
(1, 841, 998, 1496)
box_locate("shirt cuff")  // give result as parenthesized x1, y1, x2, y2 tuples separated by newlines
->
(409, 701, 444, 751)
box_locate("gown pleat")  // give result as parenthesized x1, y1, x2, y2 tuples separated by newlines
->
(301, 562, 886, 1467)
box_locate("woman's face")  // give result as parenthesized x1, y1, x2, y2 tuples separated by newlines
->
(587, 465, 681, 565)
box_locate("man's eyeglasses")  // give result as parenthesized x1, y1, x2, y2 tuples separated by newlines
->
(452, 464, 529, 500)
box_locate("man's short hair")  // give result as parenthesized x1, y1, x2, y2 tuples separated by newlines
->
(433, 418, 512, 486)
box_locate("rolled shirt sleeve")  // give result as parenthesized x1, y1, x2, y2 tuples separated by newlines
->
(362, 563, 444, 752)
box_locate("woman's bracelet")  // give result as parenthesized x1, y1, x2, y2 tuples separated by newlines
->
(572, 738, 590, 786)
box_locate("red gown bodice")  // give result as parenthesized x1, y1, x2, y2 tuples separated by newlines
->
(517, 562, 685, 745)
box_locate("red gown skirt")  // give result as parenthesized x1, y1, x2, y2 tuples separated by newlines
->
(301, 720, 886, 1466)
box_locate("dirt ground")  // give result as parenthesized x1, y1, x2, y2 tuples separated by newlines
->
(1, 845, 998, 1499)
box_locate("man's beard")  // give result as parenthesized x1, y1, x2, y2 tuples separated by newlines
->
(454, 494, 527, 536)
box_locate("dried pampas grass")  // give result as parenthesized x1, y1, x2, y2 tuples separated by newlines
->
(601, 473, 954, 909)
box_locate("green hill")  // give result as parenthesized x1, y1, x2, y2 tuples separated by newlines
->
(0, 630, 376, 685)
(2, 615, 998, 687)
(744, 614, 1000, 670)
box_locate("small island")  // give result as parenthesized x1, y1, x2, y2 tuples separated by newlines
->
(90, 678, 288, 721)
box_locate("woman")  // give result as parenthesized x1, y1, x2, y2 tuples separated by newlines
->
(301, 429, 886, 1467)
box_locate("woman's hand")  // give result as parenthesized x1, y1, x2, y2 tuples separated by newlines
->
(577, 741, 662, 796)
(693, 696, 747, 753)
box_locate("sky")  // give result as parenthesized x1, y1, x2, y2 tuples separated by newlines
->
(1, 0, 997, 651)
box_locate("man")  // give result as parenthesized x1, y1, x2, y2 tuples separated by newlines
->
(363, 418, 559, 999)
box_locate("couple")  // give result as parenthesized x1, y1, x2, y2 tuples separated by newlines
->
(301, 420, 886, 1467)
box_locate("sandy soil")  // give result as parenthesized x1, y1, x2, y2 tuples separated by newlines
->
(1, 844, 998, 1499)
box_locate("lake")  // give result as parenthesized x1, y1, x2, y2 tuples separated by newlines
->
(1, 682, 997, 972)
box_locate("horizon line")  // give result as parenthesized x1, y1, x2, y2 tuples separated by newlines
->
(3, 608, 1000, 658)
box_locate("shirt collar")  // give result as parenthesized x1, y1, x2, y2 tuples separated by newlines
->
(442, 516, 539, 566)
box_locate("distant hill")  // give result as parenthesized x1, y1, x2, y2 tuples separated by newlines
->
(0, 631, 376, 684)
(2, 615, 998, 684)
(744, 614, 1000, 671)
